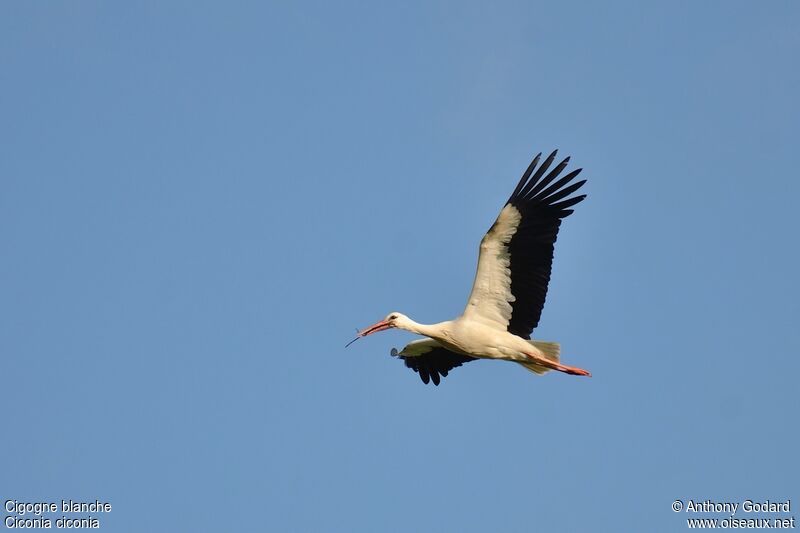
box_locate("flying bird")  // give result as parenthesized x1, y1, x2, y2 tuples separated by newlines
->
(350, 151, 590, 385)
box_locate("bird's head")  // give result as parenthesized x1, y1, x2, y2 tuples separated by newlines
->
(358, 312, 408, 336)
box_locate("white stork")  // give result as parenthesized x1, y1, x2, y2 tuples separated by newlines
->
(351, 150, 590, 385)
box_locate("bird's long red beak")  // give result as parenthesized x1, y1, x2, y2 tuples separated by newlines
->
(358, 320, 394, 337)
(345, 319, 396, 348)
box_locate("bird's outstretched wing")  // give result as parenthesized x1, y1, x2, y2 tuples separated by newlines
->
(391, 339, 477, 386)
(462, 151, 586, 340)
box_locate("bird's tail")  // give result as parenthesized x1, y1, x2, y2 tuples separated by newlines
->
(517, 340, 560, 375)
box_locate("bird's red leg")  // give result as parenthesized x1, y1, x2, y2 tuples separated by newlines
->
(523, 352, 592, 377)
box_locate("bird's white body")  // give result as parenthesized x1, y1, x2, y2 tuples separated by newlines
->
(395, 316, 539, 362)
(354, 151, 590, 384)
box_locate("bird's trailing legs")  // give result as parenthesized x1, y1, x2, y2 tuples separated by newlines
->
(523, 352, 592, 377)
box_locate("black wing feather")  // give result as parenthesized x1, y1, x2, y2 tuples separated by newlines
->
(504, 151, 587, 340)
(391, 347, 477, 386)
(528, 155, 571, 198)
(509, 152, 542, 199)
(518, 150, 557, 199)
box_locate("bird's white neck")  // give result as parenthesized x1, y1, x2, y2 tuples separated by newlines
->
(398, 318, 447, 339)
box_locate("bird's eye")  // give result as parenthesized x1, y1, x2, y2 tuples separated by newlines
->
(389, 315, 397, 320)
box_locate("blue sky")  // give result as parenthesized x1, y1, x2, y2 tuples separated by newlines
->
(2, 1, 798, 531)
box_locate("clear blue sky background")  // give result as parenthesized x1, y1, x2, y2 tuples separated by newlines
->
(2, 2, 798, 532)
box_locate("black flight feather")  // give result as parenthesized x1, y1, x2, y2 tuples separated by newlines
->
(391, 347, 477, 386)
